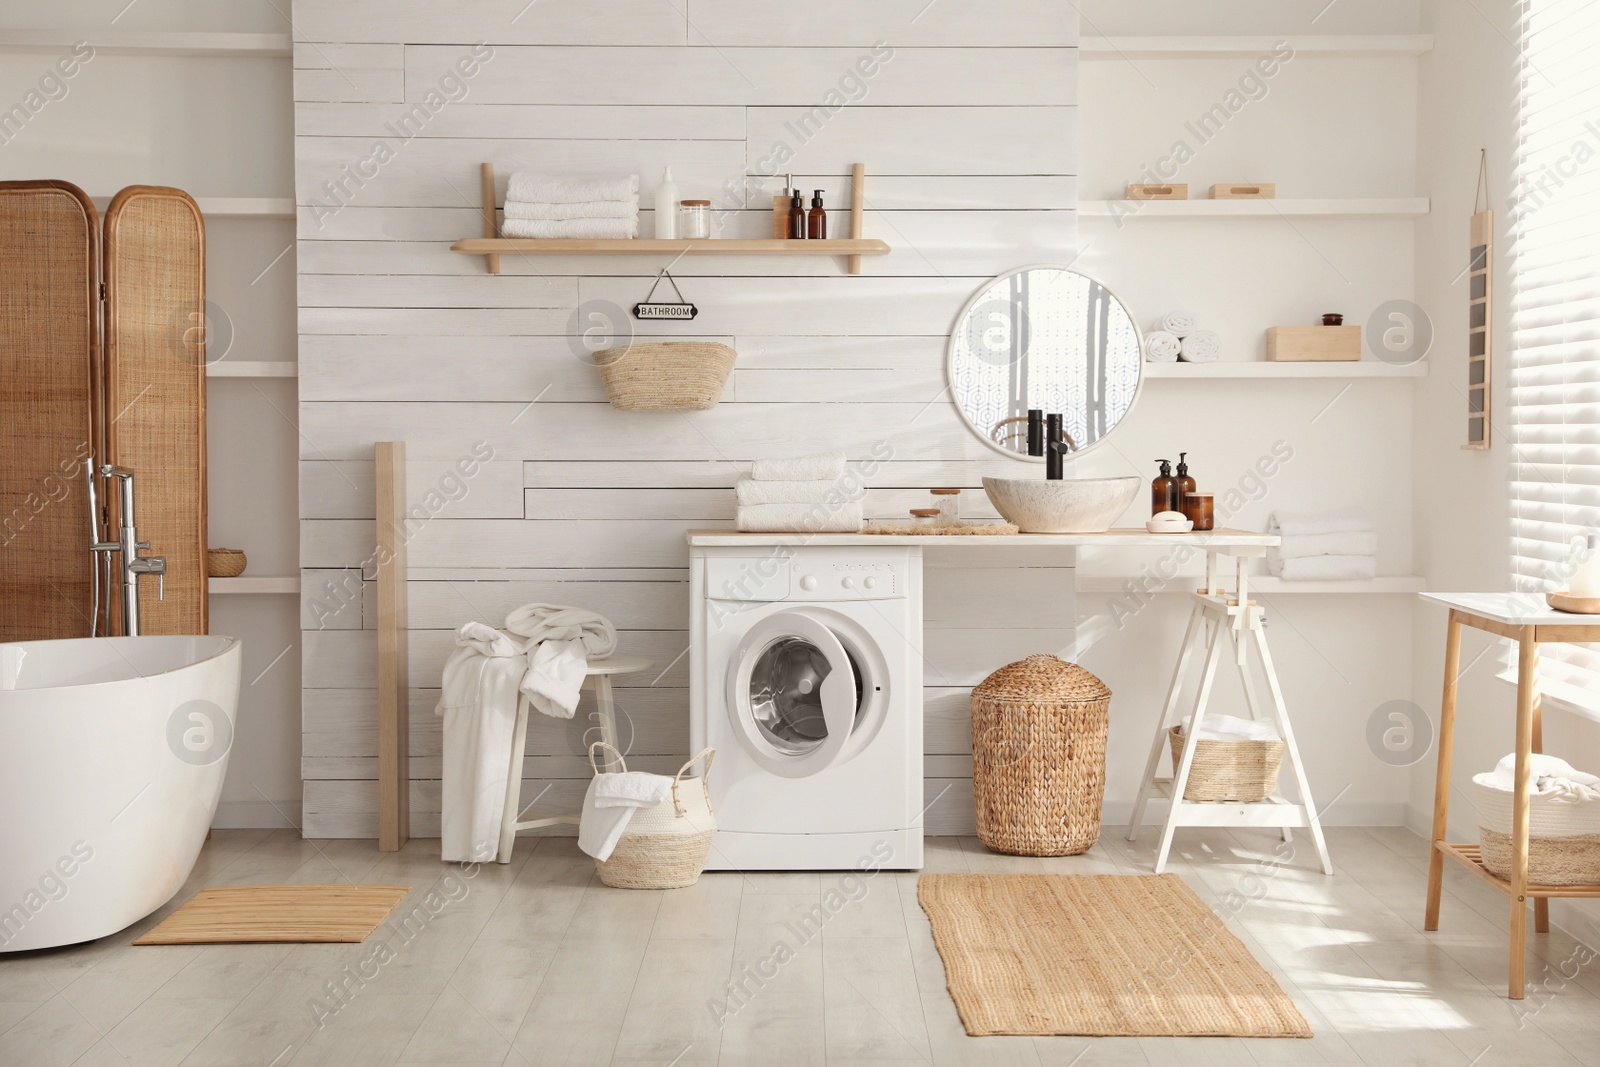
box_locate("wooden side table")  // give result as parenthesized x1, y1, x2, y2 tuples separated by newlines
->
(1422, 593, 1600, 999)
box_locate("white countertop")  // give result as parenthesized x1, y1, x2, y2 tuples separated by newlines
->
(1421, 592, 1600, 626)
(687, 527, 1277, 549)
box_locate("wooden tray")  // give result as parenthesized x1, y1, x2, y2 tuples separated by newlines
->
(1547, 591, 1600, 615)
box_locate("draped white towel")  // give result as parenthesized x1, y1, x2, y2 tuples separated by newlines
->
(434, 622, 528, 864)
(1270, 555, 1377, 581)
(1269, 508, 1374, 537)
(503, 198, 638, 220)
(1156, 310, 1198, 338)
(735, 478, 856, 507)
(506, 172, 639, 203)
(751, 451, 847, 482)
(579, 772, 673, 862)
(504, 604, 618, 719)
(1178, 329, 1221, 363)
(501, 217, 638, 240)
(1144, 330, 1181, 362)
(737, 501, 864, 533)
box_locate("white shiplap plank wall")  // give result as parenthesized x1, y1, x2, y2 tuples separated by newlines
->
(292, 0, 1078, 838)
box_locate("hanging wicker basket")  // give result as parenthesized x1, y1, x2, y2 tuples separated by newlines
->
(593, 341, 736, 412)
(590, 742, 717, 889)
(1167, 726, 1284, 803)
(970, 654, 1111, 856)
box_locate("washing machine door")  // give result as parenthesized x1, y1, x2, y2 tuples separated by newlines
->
(728, 609, 860, 779)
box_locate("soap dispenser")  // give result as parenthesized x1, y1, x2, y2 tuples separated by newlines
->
(1573, 533, 1600, 598)
(1174, 452, 1196, 513)
(808, 190, 827, 238)
(654, 167, 679, 239)
(1152, 459, 1178, 516)
(787, 189, 807, 239)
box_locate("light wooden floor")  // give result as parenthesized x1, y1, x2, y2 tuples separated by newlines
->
(2, 826, 1598, 1066)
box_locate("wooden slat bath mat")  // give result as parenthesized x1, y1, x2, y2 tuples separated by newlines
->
(134, 884, 410, 945)
(917, 874, 1311, 1038)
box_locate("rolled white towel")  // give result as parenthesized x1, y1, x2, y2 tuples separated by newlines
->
(736, 478, 858, 507)
(1178, 329, 1221, 363)
(1144, 330, 1181, 363)
(751, 450, 847, 482)
(1267, 531, 1378, 572)
(504, 198, 637, 221)
(737, 501, 863, 533)
(1268, 507, 1373, 538)
(506, 172, 638, 204)
(1179, 713, 1280, 742)
(1156, 310, 1198, 338)
(501, 217, 638, 240)
(1269, 554, 1378, 581)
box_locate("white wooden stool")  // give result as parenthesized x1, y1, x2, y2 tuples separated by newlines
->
(496, 654, 652, 863)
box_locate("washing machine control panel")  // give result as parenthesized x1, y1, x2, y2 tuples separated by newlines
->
(705, 549, 910, 602)
(789, 557, 904, 601)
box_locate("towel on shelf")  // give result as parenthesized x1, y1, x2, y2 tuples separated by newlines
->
(737, 501, 864, 533)
(501, 217, 638, 240)
(503, 198, 638, 221)
(1268, 507, 1373, 538)
(434, 621, 528, 864)
(506, 172, 638, 204)
(578, 771, 673, 861)
(1178, 330, 1221, 363)
(1144, 330, 1181, 362)
(735, 478, 857, 507)
(1267, 531, 1378, 571)
(1178, 713, 1280, 742)
(505, 604, 618, 719)
(1155, 310, 1198, 338)
(751, 450, 847, 482)
(1270, 554, 1378, 581)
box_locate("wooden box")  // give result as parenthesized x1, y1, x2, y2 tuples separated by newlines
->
(1125, 183, 1187, 200)
(1211, 183, 1275, 199)
(1266, 325, 1361, 362)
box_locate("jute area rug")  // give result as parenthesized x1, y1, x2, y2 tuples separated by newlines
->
(134, 885, 411, 945)
(918, 873, 1311, 1038)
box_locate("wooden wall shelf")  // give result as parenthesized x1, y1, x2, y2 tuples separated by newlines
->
(456, 162, 888, 274)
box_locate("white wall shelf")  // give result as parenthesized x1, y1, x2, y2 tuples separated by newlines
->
(1080, 35, 1434, 59)
(209, 576, 300, 595)
(1080, 198, 1430, 218)
(0, 30, 291, 57)
(207, 361, 298, 379)
(1145, 361, 1427, 379)
(1078, 576, 1426, 595)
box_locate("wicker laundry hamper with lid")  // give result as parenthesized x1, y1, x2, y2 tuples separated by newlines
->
(970, 654, 1110, 856)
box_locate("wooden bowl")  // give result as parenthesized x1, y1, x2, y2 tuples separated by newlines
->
(1547, 591, 1600, 615)
(207, 548, 247, 578)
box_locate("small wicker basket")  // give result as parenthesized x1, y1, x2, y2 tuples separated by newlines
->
(206, 548, 247, 578)
(590, 742, 717, 890)
(1167, 726, 1284, 803)
(970, 654, 1110, 856)
(1473, 774, 1600, 885)
(593, 341, 736, 412)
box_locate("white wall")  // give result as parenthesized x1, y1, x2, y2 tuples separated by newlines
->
(0, 1, 302, 827)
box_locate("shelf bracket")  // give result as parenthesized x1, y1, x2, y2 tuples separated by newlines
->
(480, 162, 500, 275)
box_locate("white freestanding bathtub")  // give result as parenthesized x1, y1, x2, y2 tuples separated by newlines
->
(0, 635, 241, 952)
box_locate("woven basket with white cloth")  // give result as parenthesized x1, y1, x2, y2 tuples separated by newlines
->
(589, 742, 717, 889)
(1472, 753, 1600, 885)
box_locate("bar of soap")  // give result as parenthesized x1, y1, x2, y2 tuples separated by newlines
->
(1147, 511, 1194, 533)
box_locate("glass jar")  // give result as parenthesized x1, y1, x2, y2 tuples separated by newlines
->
(1183, 493, 1215, 531)
(930, 488, 961, 526)
(678, 200, 711, 239)
(909, 508, 940, 529)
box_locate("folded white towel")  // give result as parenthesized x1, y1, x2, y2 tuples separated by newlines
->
(435, 621, 528, 864)
(737, 501, 863, 533)
(504, 604, 618, 719)
(1179, 713, 1280, 742)
(593, 770, 674, 808)
(507, 172, 639, 204)
(1178, 330, 1221, 363)
(735, 478, 857, 507)
(1269, 508, 1373, 538)
(503, 198, 638, 221)
(1270, 554, 1378, 581)
(1144, 330, 1181, 362)
(751, 451, 847, 482)
(501, 217, 638, 240)
(578, 772, 672, 861)
(1269, 531, 1378, 562)
(1156, 310, 1198, 338)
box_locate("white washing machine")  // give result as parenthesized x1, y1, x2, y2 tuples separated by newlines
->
(690, 544, 923, 870)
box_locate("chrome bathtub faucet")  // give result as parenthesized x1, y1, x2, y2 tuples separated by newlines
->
(84, 460, 166, 637)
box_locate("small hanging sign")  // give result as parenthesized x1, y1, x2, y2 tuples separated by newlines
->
(633, 269, 698, 320)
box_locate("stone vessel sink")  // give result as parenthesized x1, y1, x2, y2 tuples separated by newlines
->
(982, 476, 1142, 534)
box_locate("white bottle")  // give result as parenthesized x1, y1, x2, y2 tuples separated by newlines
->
(1572, 534, 1600, 598)
(654, 166, 679, 240)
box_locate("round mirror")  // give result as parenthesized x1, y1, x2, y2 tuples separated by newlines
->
(947, 265, 1143, 461)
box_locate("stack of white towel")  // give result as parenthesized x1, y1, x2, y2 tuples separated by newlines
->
(1145, 310, 1221, 364)
(500, 173, 639, 239)
(735, 450, 864, 533)
(1267, 508, 1378, 581)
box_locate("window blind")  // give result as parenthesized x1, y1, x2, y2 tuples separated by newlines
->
(1511, 0, 1600, 705)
